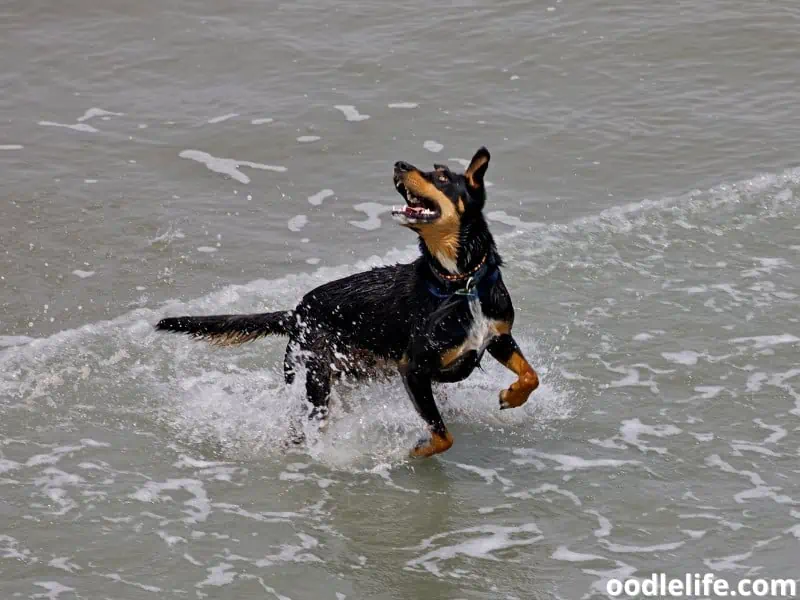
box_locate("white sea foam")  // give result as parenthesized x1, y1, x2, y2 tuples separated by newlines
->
(730, 334, 799, 349)
(477, 503, 515, 514)
(32, 467, 84, 515)
(0, 335, 35, 347)
(32, 581, 74, 600)
(156, 530, 187, 547)
(693, 385, 724, 399)
(39, 121, 99, 133)
(601, 539, 685, 553)
(197, 562, 237, 587)
(678, 513, 744, 531)
(453, 463, 513, 488)
(602, 363, 661, 394)
(334, 105, 369, 121)
(585, 510, 613, 538)
(0, 535, 35, 562)
(257, 532, 323, 565)
(288, 215, 308, 232)
(77, 107, 123, 122)
(584, 560, 638, 599)
(99, 573, 161, 593)
(388, 102, 418, 108)
(705, 454, 794, 505)
(741, 256, 790, 277)
(48, 557, 81, 573)
(26, 440, 108, 467)
(703, 551, 753, 572)
(753, 418, 787, 444)
(149, 225, 186, 246)
(207, 113, 239, 124)
(179, 149, 287, 183)
(423, 140, 443, 153)
(0, 458, 20, 474)
(308, 189, 334, 206)
(130, 478, 211, 523)
(512, 449, 639, 471)
(551, 546, 607, 562)
(405, 523, 542, 576)
(509, 483, 582, 506)
(730, 442, 780, 457)
(618, 418, 682, 455)
(349, 202, 391, 230)
(661, 350, 701, 365)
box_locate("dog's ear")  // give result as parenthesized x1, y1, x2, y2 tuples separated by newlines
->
(465, 147, 490, 189)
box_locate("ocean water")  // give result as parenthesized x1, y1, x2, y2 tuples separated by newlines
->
(1, 1, 799, 598)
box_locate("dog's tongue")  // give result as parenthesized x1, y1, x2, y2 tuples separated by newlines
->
(392, 205, 426, 217)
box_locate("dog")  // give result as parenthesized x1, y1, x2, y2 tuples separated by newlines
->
(156, 147, 539, 457)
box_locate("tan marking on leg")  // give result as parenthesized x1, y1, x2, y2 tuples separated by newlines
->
(440, 344, 466, 368)
(499, 351, 539, 409)
(410, 430, 454, 458)
(398, 353, 409, 373)
(442, 319, 510, 369)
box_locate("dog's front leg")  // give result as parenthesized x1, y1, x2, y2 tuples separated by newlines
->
(487, 334, 539, 409)
(399, 359, 453, 457)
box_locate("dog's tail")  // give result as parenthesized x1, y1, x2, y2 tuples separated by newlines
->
(155, 310, 294, 346)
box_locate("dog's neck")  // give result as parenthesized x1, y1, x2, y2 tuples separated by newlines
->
(419, 214, 501, 279)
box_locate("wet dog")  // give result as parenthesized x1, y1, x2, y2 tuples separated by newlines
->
(156, 147, 539, 457)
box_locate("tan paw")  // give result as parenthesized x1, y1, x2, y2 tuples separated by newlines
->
(410, 431, 454, 458)
(499, 371, 539, 410)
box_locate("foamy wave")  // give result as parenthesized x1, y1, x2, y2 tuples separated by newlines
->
(3, 164, 798, 470)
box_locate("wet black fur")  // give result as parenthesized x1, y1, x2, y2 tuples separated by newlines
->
(156, 147, 525, 447)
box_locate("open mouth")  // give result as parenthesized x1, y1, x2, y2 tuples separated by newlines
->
(391, 180, 441, 223)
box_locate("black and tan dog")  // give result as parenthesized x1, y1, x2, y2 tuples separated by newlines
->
(156, 147, 539, 457)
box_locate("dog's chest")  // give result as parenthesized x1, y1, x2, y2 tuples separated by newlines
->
(465, 297, 498, 352)
(441, 297, 501, 368)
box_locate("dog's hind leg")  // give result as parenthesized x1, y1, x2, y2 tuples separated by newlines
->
(400, 361, 453, 457)
(283, 340, 298, 385)
(283, 341, 331, 446)
(305, 352, 333, 422)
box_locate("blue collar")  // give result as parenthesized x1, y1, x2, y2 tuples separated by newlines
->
(426, 261, 500, 300)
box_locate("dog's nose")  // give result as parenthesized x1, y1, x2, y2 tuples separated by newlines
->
(394, 161, 413, 172)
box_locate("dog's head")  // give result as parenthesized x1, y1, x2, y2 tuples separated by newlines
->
(391, 147, 490, 268)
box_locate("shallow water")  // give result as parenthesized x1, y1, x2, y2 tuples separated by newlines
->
(2, 1, 799, 598)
